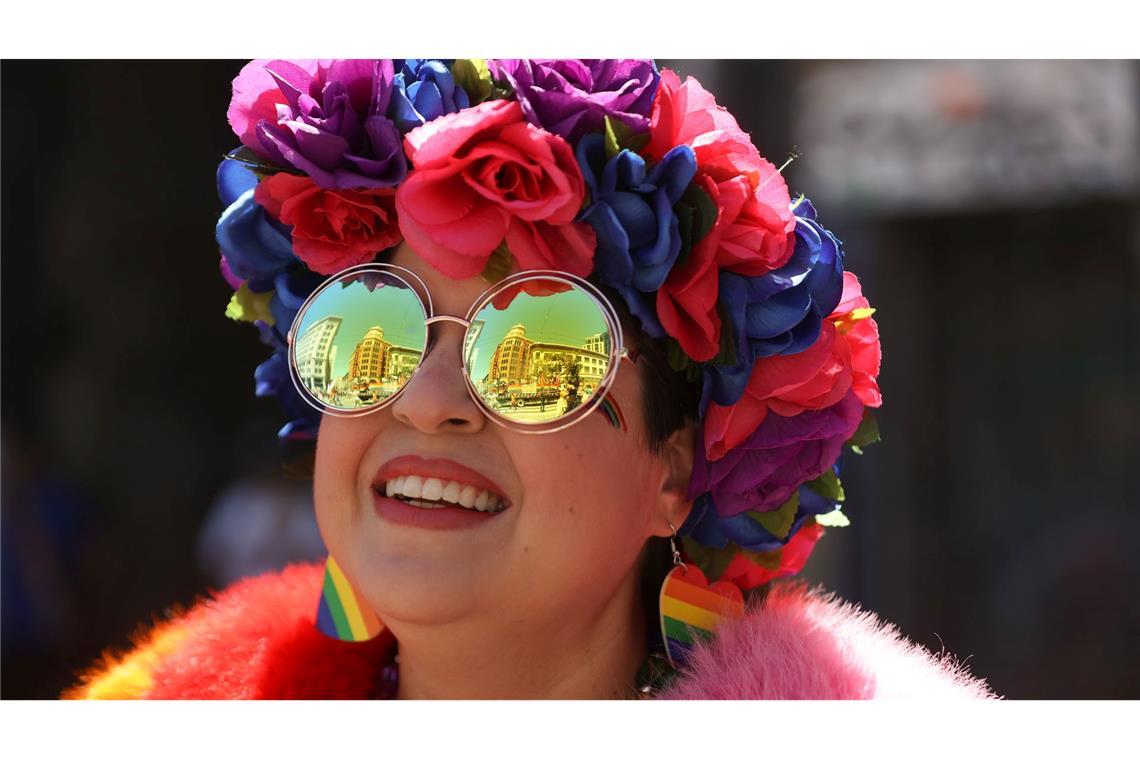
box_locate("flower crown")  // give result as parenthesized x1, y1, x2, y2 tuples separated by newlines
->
(215, 59, 883, 593)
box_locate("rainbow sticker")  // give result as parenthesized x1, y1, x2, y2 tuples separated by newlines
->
(315, 555, 384, 642)
(659, 564, 744, 668)
(599, 396, 627, 432)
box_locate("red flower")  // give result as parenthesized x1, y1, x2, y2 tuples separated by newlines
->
(396, 99, 594, 280)
(719, 522, 825, 591)
(656, 174, 724, 362)
(703, 320, 854, 460)
(701, 274, 883, 461)
(255, 173, 401, 275)
(828, 272, 883, 408)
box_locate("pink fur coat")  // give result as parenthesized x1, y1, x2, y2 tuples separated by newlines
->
(68, 562, 996, 699)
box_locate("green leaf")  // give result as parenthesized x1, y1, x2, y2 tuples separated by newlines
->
(480, 241, 514, 284)
(603, 115, 649, 161)
(674, 200, 695, 269)
(685, 183, 717, 244)
(225, 284, 275, 325)
(452, 59, 493, 105)
(711, 300, 739, 368)
(806, 469, 845, 502)
(846, 410, 881, 455)
(666, 339, 691, 373)
(679, 537, 738, 582)
(745, 492, 800, 540)
(223, 146, 298, 180)
(815, 510, 850, 528)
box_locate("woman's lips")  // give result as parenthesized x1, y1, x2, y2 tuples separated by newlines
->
(372, 455, 509, 505)
(372, 490, 502, 530)
(371, 454, 510, 530)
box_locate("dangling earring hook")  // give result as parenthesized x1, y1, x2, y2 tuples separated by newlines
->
(668, 521, 686, 571)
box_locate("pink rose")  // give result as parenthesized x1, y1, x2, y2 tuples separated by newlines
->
(647, 70, 797, 358)
(705, 173, 796, 277)
(255, 173, 401, 275)
(396, 100, 595, 279)
(644, 69, 746, 162)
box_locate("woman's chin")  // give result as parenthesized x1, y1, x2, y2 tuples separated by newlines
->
(349, 549, 493, 626)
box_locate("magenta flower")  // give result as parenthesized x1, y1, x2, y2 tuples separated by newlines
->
(488, 59, 659, 144)
(229, 59, 406, 190)
(688, 390, 864, 517)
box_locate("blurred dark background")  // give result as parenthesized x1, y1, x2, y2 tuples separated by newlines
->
(2, 60, 1137, 698)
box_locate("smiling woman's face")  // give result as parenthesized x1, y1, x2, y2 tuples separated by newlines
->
(313, 241, 689, 634)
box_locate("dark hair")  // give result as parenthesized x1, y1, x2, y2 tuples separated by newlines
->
(595, 284, 705, 642)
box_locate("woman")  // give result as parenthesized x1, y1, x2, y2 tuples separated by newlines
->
(67, 59, 993, 700)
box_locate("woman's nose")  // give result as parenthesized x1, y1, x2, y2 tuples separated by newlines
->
(388, 324, 486, 434)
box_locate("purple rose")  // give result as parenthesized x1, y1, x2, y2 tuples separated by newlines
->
(688, 389, 863, 517)
(488, 59, 659, 143)
(682, 462, 843, 553)
(253, 59, 407, 190)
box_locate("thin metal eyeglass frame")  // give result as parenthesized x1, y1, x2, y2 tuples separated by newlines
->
(286, 262, 634, 434)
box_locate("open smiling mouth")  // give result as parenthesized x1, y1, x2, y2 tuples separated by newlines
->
(377, 476, 508, 514)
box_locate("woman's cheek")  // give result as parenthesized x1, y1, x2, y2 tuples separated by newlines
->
(313, 415, 372, 549)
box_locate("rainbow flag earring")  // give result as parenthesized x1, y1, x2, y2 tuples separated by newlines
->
(658, 523, 745, 668)
(315, 555, 384, 642)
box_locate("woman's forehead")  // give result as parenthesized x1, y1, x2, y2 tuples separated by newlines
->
(389, 241, 493, 313)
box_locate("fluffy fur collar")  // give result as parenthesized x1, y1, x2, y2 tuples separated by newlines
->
(67, 562, 994, 700)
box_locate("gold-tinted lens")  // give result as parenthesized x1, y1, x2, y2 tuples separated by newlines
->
(292, 271, 426, 412)
(464, 279, 614, 426)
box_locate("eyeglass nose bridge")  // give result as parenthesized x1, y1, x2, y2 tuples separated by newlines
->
(424, 314, 473, 329)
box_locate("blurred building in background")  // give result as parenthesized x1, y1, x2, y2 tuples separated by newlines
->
(3, 60, 1138, 698)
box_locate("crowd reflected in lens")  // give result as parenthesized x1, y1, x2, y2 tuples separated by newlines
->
(464, 280, 613, 425)
(292, 274, 426, 412)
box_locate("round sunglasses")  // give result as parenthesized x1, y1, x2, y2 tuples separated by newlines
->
(287, 264, 634, 434)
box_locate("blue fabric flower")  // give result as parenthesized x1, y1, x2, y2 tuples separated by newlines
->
(390, 59, 471, 133)
(702, 199, 845, 407)
(577, 133, 696, 337)
(266, 269, 326, 345)
(215, 158, 296, 289)
(254, 349, 320, 441)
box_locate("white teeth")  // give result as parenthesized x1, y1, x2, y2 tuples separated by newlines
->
(383, 475, 507, 513)
(422, 477, 444, 501)
(442, 481, 462, 504)
(403, 475, 424, 499)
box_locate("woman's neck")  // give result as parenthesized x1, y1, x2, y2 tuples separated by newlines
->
(392, 574, 648, 699)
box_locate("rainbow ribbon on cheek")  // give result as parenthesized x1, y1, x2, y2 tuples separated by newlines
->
(598, 396, 628, 432)
(315, 555, 384, 642)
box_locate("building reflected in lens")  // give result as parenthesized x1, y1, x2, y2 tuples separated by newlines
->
(478, 324, 610, 421)
(297, 320, 423, 409)
(294, 316, 341, 401)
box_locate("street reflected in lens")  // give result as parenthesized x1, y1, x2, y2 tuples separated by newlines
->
(292, 274, 426, 411)
(465, 280, 612, 425)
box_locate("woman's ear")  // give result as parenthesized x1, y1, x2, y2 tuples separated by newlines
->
(653, 420, 697, 537)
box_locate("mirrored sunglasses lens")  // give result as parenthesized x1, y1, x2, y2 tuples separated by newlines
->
(464, 279, 613, 426)
(292, 272, 426, 412)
